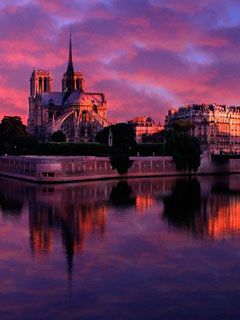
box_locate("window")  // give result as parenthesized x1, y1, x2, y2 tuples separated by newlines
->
(42, 172, 55, 177)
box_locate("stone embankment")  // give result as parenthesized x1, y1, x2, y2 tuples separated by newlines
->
(0, 152, 239, 183)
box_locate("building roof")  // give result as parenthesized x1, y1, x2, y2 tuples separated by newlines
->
(64, 91, 103, 106)
(40, 92, 63, 107)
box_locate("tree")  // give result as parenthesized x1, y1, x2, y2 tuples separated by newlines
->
(96, 123, 136, 153)
(110, 154, 133, 174)
(172, 119, 194, 133)
(141, 130, 164, 143)
(50, 130, 66, 142)
(0, 116, 34, 155)
(165, 131, 201, 173)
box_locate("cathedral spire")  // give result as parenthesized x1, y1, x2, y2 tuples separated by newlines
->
(64, 29, 75, 94)
(67, 28, 74, 74)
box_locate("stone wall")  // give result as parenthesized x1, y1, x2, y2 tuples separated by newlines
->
(0, 152, 239, 182)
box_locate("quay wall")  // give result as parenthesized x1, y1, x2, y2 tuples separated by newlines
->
(0, 153, 239, 183)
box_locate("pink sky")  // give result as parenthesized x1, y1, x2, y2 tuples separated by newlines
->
(1, 0, 240, 124)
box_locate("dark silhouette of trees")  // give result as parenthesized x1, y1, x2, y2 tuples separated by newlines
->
(96, 123, 135, 174)
(171, 119, 194, 133)
(164, 120, 201, 173)
(0, 116, 34, 155)
(110, 154, 133, 174)
(50, 130, 66, 142)
(165, 131, 201, 173)
(96, 123, 136, 152)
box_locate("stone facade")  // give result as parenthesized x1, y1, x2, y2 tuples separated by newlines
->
(128, 116, 164, 142)
(27, 35, 111, 143)
(165, 104, 240, 154)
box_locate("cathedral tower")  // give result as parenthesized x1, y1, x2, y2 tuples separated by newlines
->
(30, 69, 53, 98)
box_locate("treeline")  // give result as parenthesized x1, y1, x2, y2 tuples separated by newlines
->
(0, 117, 201, 174)
(95, 122, 201, 173)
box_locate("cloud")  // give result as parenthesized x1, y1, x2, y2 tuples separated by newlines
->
(0, 0, 240, 124)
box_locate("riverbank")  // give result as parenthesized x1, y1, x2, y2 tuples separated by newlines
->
(0, 152, 239, 183)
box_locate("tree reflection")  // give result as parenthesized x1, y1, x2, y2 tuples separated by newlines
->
(0, 196, 23, 217)
(0, 180, 25, 217)
(2, 173, 240, 284)
(162, 178, 202, 232)
(109, 181, 136, 208)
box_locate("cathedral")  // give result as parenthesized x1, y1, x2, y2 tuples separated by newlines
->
(27, 34, 111, 142)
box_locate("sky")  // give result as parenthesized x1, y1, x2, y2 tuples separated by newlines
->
(1, 0, 240, 124)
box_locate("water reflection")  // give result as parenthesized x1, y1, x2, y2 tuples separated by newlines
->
(0, 176, 240, 252)
(208, 177, 240, 239)
(0, 179, 24, 217)
(109, 181, 136, 207)
(29, 190, 107, 278)
(1, 176, 240, 319)
(162, 175, 240, 239)
(162, 178, 204, 236)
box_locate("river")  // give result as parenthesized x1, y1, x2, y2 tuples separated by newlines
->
(0, 175, 240, 319)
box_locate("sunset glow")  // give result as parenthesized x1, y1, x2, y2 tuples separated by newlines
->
(1, 0, 240, 123)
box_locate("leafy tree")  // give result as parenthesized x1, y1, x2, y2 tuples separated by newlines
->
(172, 119, 194, 133)
(110, 154, 133, 174)
(165, 130, 201, 173)
(50, 130, 66, 142)
(141, 130, 164, 143)
(0, 116, 34, 155)
(96, 123, 136, 153)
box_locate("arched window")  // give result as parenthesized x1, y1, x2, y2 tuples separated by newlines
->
(39, 78, 43, 92)
(76, 79, 81, 90)
(44, 78, 48, 92)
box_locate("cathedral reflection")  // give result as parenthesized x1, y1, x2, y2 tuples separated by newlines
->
(1, 175, 240, 278)
(28, 186, 107, 277)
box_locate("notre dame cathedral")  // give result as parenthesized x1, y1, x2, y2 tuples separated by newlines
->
(27, 34, 111, 142)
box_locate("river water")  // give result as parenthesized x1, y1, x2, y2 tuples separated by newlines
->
(1, 175, 240, 320)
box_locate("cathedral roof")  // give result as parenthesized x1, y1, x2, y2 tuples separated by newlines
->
(40, 92, 63, 107)
(63, 91, 102, 107)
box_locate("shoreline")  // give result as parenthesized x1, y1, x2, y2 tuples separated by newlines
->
(0, 170, 240, 184)
(0, 154, 239, 184)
